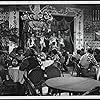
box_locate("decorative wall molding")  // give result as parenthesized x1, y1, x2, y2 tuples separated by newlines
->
(9, 11, 19, 37)
(83, 8, 100, 50)
(74, 10, 84, 51)
(0, 8, 9, 24)
(41, 5, 81, 17)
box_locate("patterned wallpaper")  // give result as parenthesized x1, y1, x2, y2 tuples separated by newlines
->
(0, 8, 9, 24)
(83, 8, 100, 50)
(83, 8, 93, 34)
(74, 10, 84, 51)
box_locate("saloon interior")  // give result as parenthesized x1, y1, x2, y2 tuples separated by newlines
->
(0, 2, 100, 97)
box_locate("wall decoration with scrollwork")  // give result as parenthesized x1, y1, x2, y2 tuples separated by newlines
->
(74, 10, 84, 51)
(0, 8, 10, 50)
(40, 5, 81, 17)
(21, 5, 81, 30)
(83, 8, 100, 50)
(0, 8, 9, 24)
(0, 8, 21, 51)
(83, 8, 93, 34)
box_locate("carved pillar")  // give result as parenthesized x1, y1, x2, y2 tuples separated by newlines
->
(74, 10, 84, 52)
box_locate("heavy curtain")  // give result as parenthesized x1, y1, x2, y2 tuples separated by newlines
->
(51, 15, 74, 53)
(19, 11, 24, 48)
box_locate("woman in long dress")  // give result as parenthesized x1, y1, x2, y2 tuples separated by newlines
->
(40, 32, 46, 51)
(58, 32, 65, 52)
(27, 34, 36, 48)
(49, 32, 58, 51)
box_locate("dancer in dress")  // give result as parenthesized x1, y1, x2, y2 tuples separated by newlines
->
(27, 34, 36, 48)
(40, 32, 46, 51)
(49, 32, 58, 51)
(58, 31, 65, 52)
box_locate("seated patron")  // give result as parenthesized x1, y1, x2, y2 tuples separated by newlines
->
(8, 58, 26, 84)
(51, 49, 60, 61)
(19, 48, 40, 73)
(16, 47, 25, 63)
(80, 48, 85, 56)
(79, 48, 99, 78)
(72, 50, 81, 64)
(94, 48, 100, 63)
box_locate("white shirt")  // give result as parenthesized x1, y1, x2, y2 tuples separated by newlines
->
(40, 36, 46, 47)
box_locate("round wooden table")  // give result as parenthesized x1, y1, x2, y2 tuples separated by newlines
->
(45, 76, 100, 93)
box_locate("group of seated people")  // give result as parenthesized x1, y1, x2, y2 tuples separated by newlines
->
(0, 43, 100, 95)
(0, 46, 65, 83)
(72, 48, 100, 80)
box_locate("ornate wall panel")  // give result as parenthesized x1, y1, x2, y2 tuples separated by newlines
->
(74, 10, 84, 51)
(83, 8, 93, 34)
(0, 8, 9, 24)
(83, 8, 100, 50)
(9, 11, 19, 36)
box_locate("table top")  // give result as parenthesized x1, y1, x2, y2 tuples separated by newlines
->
(45, 76, 100, 92)
(8, 66, 19, 70)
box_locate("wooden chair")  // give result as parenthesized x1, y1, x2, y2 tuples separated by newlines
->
(0, 69, 18, 96)
(45, 66, 62, 79)
(72, 61, 97, 80)
(71, 61, 82, 77)
(1, 80, 17, 96)
(27, 67, 44, 95)
(23, 75, 40, 96)
(45, 66, 63, 95)
(82, 86, 100, 95)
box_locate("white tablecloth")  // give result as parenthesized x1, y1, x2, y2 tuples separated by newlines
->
(41, 60, 54, 70)
(8, 66, 27, 84)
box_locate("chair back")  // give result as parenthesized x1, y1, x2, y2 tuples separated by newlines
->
(23, 75, 37, 96)
(19, 58, 29, 71)
(20, 57, 40, 72)
(28, 67, 44, 86)
(45, 66, 62, 79)
(52, 61, 61, 69)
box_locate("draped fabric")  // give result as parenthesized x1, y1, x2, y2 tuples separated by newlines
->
(19, 11, 24, 48)
(51, 15, 74, 53)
